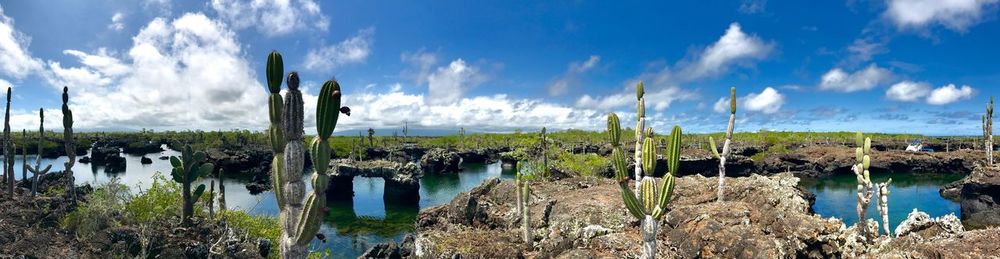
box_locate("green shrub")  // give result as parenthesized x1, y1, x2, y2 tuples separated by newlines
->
(219, 210, 281, 251)
(125, 173, 184, 222)
(62, 178, 129, 239)
(554, 151, 611, 177)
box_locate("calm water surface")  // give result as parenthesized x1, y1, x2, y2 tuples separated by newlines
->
(9, 145, 514, 258)
(799, 171, 963, 231)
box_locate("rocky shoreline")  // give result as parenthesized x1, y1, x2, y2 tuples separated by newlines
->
(363, 173, 1000, 258)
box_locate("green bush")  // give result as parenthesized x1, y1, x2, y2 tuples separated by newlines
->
(62, 178, 129, 239)
(554, 151, 611, 178)
(218, 210, 281, 249)
(125, 173, 184, 222)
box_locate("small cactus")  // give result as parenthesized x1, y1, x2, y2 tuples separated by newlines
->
(26, 109, 52, 197)
(608, 81, 680, 259)
(854, 131, 876, 239)
(709, 87, 736, 202)
(169, 144, 214, 225)
(984, 97, 993, 165)
(876, 178, 892, 237)
(515, 163, 532, 246)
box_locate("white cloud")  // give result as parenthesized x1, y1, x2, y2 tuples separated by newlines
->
(713, 87, 784, 114)
(680, 23, 774, 80)
(819, 64, 894, 92)
(210, 0, 329, 36)
(401, 50, 439, 85)
(885, 81, 931, 101)
(427, 59, 486, 105)
(576, 86, 696, 111)
(0, 6, 43, 79)
(884, 0, 999, 32)
(548, 55, 600, 96)
(36, 13, 267, 131)
(109, 12, 125, 31)
(847, 38, 888, 63)
(926, 84, 975, 105)
(303, 28, 374, 72)
(739, 0, 767, 14)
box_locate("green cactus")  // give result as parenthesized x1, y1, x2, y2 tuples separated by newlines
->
(709, 87, 737, 202)
(3, 87, 12, 198)
(267, 51, 348, 258)
(26, 109, 52, 197)
(853, 131, 877, 239)
(267, 51, 287, 211)
(62, 86, 77, 203)
(608, 81, 680, 259)
(984, 97, 993, 165)
(170, 144, 214, 225)
(515, 163, 533, 246)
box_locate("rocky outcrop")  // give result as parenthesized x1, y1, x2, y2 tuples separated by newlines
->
(893, 209, 964, 240)
(755, 147, 981, 178)
(411, 173, 853, 258)
(328, 160, 423, 203)
(122, 141, 163, 155)
(457, 148, 506, 164)
(958, 166, 1000, 229)
(420, 149, 461, 173)
(140, 156, 153, 164)
(90, 146, 126, 173)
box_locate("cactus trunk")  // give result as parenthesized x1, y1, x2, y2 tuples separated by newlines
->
(3, 87, 11, 198)
(641, 215, 657, 259)
(876, 179, 892, 237)
(521, 183, 531, 246)
(714, 87, 737, 202)
(63, 87, 77, 203)
(854, 132, 875, 239)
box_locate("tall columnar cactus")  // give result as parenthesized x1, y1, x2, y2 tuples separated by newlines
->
(3, 87, 12, 198)
(20, 130, 26, 186)
(267, 50, 349, 258)
(854, 131, 875, 238)
(170, 144, 214, 225)
(608, 83, 680, 259)
(62, 87, 77, 202)
(983, 97, 993, 165)
(631, 82, 648, 195)
(27, 109, 52, 197)
(876, 178, 892, 237)
(709, 87, 736, 202)
(515, 163, 532, 246)
(540, 127, 547, 177)
(266, 51, 287, 217)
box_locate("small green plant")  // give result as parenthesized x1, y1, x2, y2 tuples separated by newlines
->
(169, 144, 214, 225)
(125, 173, 183, 222)
(607, 82, 680, 259)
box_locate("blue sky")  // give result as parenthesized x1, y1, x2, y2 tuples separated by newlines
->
(0, 0, 997, 135)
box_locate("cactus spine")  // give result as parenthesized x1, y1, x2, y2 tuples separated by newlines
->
(62, 87, 77, 203)
(608, 81, 680, 259)
(876, 178, 892, 237)
(515, 164, 532, 246)
(27, 109, 52, 197)
(854, 131, 875, 239)
(3, 87, 11, 198)
(170, 144, 214, 225)
(984, 97, 993, 166)
(267, 50, 347, 258)
(709, 87, 736, 202)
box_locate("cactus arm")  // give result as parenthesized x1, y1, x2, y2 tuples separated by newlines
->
(708, 137, 720, 158)
(193, 184, 206, 201)
(293, 192, 326, 246)
(665, 126, 681, 176)
(619, 184, 646, 218)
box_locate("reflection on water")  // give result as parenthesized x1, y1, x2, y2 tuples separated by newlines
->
(8, 145, 517, 258)
(800, 171, 963, 231)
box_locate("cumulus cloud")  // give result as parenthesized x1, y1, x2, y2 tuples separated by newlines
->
(210, 0, 329, 36)
(885, 81, 931, 101)
(0, 6, 43, 79)
(303, 28, 374, 72)
(884, 0, 999, 32)
(577, 86, 697, 111)
(713, 87, 784, 114)
(109, 12, 125, 31)
(548, 55, 600, 96)
(680, 23, 774, 80)
(340, 87, 605, 131)
(427, 59, 486, 105)
(926, 84, 975, 105)
(39, 13, 267, 130)
(819, 64, 894, 92)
